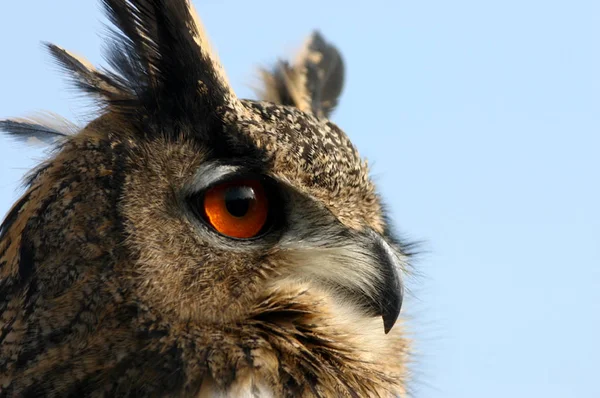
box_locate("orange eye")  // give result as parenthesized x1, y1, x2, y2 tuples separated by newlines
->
(203, 179, 269, 239)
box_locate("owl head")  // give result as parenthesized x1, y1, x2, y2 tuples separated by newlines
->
(0, 0, 411, 395)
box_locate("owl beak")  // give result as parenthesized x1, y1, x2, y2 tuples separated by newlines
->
(370, 232, 404, 334)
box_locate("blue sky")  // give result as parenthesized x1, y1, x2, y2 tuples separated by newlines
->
(1, 1, 599, 397)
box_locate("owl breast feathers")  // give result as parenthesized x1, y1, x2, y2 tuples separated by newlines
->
(0, 1, 412, 396)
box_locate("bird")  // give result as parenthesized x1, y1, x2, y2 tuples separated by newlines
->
(0, 0, 412, 396)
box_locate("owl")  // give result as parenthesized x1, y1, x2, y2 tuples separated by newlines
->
(0, 1, 412, 396)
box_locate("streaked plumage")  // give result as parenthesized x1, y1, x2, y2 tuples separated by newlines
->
(0, 1, 412, 396)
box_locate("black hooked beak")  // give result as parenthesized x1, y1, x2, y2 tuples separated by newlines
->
(369, 231, 404, 334)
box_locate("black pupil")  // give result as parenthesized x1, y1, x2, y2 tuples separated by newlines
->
(224, 186, 255, 217)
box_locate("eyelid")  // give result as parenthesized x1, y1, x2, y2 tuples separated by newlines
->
(185, 163, 243, 194)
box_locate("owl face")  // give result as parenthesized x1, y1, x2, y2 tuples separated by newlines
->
(116, 96, 406, 332)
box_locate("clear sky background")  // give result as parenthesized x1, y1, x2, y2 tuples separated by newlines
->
(1, 1, 599, 397)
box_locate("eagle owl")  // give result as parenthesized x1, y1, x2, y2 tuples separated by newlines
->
(0, 0, 412, 396)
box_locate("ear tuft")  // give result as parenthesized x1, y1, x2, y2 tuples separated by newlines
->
(40, 0, 239, 135)
(100, 0, 238, 120)
(259, 31, 345, 119)
(45, 43, 127, 101)
(0, 113, 77, 146)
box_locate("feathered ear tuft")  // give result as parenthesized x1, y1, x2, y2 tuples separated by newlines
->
(0, 113, 77, 146)
(45, 44, 128, 101)
(259, 31, 345, 119)
(101, 0, 238, 120)
(43, 0, 238, 132)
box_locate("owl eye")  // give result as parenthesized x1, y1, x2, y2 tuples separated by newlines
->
(202, 179, 269, 239)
